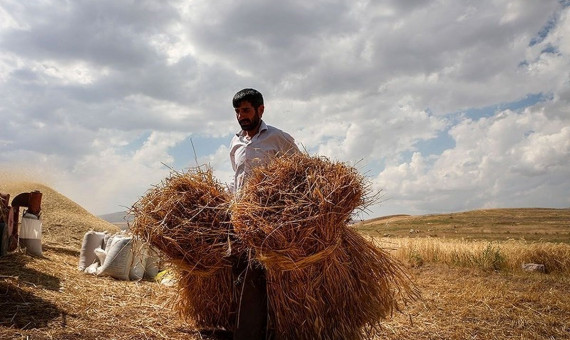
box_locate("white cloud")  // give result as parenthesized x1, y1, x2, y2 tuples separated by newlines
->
(374, 97, 570, 215)
(1, 0, 569, 217)
(55, 130, 188, 213)
(202, 144, 235, 189)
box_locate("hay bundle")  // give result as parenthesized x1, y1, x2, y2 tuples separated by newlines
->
(129, 167, 236, 329)
(175, 266, 235, 330)
(130, 167, 232, 272)
(232, 153, 417, 340)
(265, 228, 416, 339)
(231, 154, 366, 268)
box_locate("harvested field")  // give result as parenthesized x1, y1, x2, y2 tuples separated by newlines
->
(1, 175, 569, 339)
(377, 265, 570, 339)
(1, 247, 568, 340)
(0, 246, 190, 340)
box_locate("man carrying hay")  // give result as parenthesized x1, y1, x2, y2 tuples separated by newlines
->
(229, 88, 299, 340)
(131, 89, 416, 340)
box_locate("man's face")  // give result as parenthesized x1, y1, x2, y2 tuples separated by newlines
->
(235, 101, 263, 131)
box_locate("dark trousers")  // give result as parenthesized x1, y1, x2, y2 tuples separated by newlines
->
(232, 256, 268, 340)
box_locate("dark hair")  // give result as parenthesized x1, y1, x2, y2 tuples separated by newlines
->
(232, 88, 264, 109)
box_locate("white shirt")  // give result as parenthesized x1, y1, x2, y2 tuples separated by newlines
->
(230, 120, 299, 192)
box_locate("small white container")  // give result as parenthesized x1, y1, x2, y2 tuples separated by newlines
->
(20, 213, 42, 256)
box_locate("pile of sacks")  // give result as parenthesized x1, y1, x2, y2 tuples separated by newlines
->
(78, 231, 160, 281)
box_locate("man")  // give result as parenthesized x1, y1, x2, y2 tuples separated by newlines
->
(230, 88, 299, 194)
(229, 88, 299, 340)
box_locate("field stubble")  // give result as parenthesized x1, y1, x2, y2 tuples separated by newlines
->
(1, 204, 569, 339)
(376, 264, 570, 339)
(1, 245, 568, 340)
(357, 208, 570, 339)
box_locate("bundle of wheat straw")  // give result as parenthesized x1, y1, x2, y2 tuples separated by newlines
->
(232, 153, 418, 340)
(130, 167, 233, 272)
(266, 228, 417, 339)
(231, 154, 367, 266)
(129, 166, 236, 329)
(175, 266, 236, 330)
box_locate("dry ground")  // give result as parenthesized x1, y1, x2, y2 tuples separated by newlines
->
(1, 247, 568, 340)
(1, 177, 569, 339)
(378, 266, 569, 339)
(0, 246, 192, 340)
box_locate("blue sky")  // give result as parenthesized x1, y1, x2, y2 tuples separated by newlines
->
(1, 0, 569, 219)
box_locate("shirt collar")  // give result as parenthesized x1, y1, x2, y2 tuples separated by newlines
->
(236, 120, 267, 138)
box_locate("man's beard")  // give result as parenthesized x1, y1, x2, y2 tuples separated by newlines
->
(239, 112, 261, 131)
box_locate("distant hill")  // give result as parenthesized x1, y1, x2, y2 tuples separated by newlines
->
(98, 211, 132, 230)
(98, 211, 133, 223)
(355, 207, 570, 243)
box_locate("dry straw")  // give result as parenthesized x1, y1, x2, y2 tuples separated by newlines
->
(130, 155, 417, 339)
(232, 153, 418, 340)
(129, 166, 236, 329)
(232, 154, 368, 267)
(130, 167, 233, 273)
(175, 266, 236, 330)
(386, 237, 570, 274)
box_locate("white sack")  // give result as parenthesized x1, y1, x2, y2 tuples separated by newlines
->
(85, 262, 99, 275)
(144, 245, 161, 279)
(97, 235, 133, 281)
(129, 239, 146, 281)
(78, 231, 106, 271)
(94, 247, 107, 266)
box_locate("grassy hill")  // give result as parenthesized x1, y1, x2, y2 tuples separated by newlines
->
(355, 208, 570, 244)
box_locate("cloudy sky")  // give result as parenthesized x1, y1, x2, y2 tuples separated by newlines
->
(1, 0, 569, 219)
